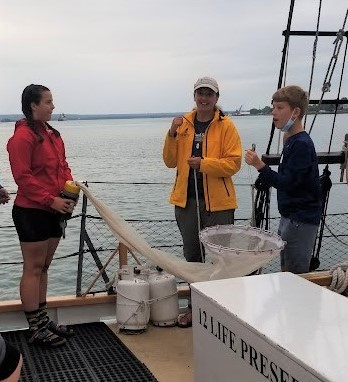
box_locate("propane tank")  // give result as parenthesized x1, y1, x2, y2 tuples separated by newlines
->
(116, 266, 150, 331)
(149, 267, 179, 326)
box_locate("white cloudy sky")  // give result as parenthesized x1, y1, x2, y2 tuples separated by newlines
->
(1, 0, 347, 114)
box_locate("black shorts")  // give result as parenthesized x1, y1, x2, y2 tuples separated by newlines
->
(12, 205, 63, 242)
(0, 340, 21, 380)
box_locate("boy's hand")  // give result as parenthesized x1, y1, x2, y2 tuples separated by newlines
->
(0, 188, 10, 204)
(245, 149, 265, 171)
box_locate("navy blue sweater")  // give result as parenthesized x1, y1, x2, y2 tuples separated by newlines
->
(259, 131, 321, 225)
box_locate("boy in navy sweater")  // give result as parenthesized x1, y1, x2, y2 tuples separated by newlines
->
(245, 85, 321, 273)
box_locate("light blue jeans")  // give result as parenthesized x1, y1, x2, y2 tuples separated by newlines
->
(278, 216, 319, 274)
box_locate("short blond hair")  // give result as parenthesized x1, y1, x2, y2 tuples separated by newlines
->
(272, 85, 309, 118)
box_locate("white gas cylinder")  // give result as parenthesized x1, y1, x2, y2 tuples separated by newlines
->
(116, 273, 150, 330)
(149, 270, 179, 326)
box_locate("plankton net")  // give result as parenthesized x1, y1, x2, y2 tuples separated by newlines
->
(199, 225, 285, 279)
(77, 183, 285, 283)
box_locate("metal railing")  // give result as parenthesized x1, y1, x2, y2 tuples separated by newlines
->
(1, 183, 347, 299)
(75, 190, 348, 296)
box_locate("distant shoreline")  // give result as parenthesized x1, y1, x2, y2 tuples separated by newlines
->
(0, 112, 254, 123)
(0, 113, 185, 123)
(1, 110, 347, 123)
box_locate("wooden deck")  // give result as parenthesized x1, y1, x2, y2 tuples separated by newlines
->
(113, 324, 194, 382)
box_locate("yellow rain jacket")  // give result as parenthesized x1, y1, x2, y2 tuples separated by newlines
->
(163, 109, 242, 211)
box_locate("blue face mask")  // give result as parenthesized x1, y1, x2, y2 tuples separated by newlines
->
(281, 112, 296, 132)
(281, 119, 294, 132)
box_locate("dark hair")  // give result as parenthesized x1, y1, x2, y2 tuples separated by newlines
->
(21, 84, 60, 142)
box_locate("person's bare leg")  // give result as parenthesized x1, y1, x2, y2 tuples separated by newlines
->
(39, 237, 60, 304)
(37, 237, 74, 337)
(20, 240, 50, 311)
(20, 240, 66, 346)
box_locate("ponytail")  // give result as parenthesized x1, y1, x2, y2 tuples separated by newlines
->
(45, 122, 60, 137)
(26, 114, 44, 142)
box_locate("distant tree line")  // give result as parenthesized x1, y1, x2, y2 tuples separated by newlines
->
(249, 106, 272, 115)
(248, 97, 348, 115)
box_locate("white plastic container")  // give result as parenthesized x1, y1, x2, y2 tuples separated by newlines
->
(149, 270, 179, 326)
(116, 270, 150, 330)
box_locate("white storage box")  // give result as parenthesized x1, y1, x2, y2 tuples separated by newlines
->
(191, 272, 348, 382)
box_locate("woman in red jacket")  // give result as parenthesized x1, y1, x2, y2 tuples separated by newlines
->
(7, 84, 75, 347)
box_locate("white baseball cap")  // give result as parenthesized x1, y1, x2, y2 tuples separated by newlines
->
(194, 77, 219, 93)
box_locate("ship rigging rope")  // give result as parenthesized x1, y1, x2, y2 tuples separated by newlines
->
(339, 132, 348, 183)
(282, 41, 290, 89)
(308, 30, 348, 269)
(259, 5, 348, 236)
(310, 165, 332, 271)
(308, 8, 348, 136)
(342, 137, 348, 184)
(304, 0, 322, 129)
(193, 168, 205, 263)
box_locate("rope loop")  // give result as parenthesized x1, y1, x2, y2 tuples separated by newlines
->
(329, 262, 348, 295)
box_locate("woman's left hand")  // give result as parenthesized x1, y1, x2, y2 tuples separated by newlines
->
(188, 156, 201, 170)
(51, 197, 76, 214)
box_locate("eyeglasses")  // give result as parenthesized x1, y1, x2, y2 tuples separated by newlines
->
(195, 89, 216, 97)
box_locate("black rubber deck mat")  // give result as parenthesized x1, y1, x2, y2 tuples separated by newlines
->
(2, 322, 158, 381)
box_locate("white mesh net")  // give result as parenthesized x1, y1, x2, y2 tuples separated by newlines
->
(200, 225, 284, 279)
(78, 183, 285, 283)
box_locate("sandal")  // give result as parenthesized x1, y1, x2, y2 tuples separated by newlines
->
(177, 310, 192, 328)
(47, 320, 74, 338)
(28, 328, 66, 347)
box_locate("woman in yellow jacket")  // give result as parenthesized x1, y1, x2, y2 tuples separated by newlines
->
(163, 77, 242, 325)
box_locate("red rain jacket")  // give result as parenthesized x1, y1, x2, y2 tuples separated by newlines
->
(7, 119, 73, 211)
